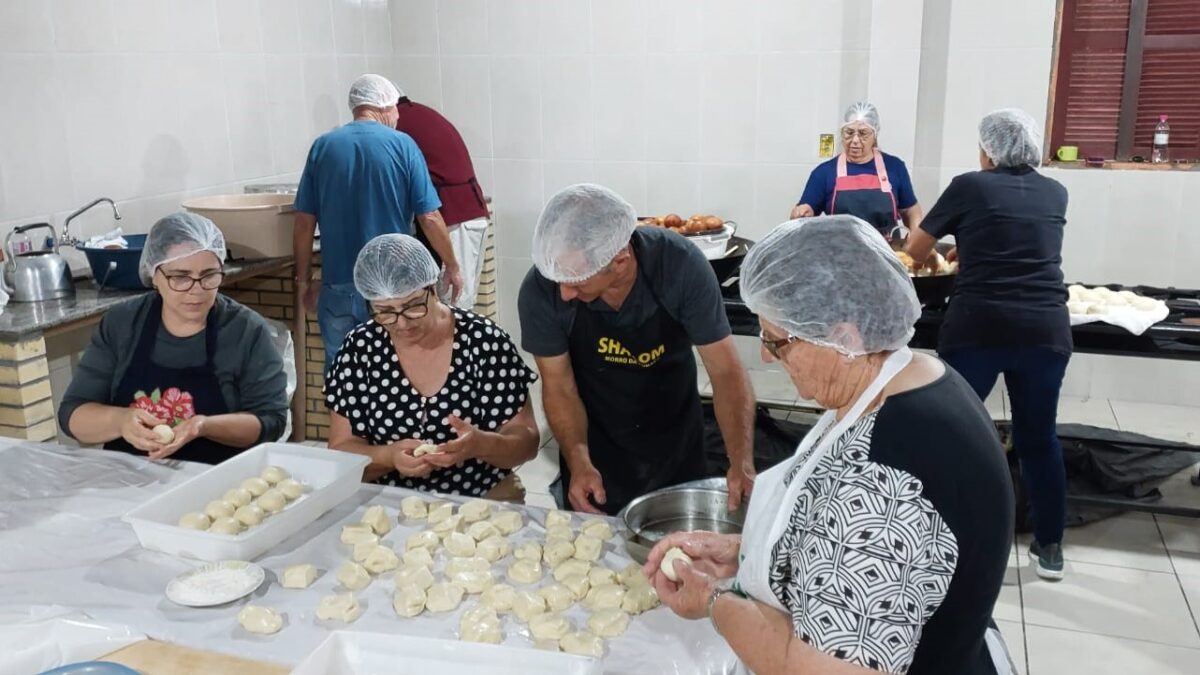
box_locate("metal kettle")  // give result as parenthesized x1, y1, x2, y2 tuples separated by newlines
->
(2, 223, 76, 302)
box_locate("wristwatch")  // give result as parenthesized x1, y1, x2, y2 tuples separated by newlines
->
(707, 577, 740, 634)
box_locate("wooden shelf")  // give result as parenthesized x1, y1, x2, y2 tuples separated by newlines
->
(1047, 160, 1198, 172)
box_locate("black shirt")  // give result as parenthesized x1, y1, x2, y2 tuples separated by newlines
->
(517, 227, 732, 356)
(769, 367, 1013, 674)
(921, 166, 1072, 354)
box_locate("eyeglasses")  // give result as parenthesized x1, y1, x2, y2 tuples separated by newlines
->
(841, 128, 876, 141)
(157, 268, 224, 291)
(371, 288, 433, 325)
(759, 329, 801, 359)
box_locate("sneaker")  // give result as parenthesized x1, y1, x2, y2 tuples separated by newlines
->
(1028, 541, 1064, 581)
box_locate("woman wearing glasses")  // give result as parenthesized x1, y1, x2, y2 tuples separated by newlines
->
(325, 234, 539, 500)
(59, 213, 289, 463)
(645, 217, 1015, 674)
(790, 102, 923, 240)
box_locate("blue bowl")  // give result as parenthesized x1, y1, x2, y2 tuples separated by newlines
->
(78, 234, 148, 290)
(38, 661, 141, 675)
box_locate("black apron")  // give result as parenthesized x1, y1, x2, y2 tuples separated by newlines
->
(563, 282, 708, 515)
(105, 296, 240, 464)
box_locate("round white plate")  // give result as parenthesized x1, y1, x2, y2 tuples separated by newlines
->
(166, 560, 265, 607)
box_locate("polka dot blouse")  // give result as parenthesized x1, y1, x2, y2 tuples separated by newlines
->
(325, 307, 538, 496)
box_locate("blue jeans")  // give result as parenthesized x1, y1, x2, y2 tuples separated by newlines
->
(318, 282, 369, 375)
(942, 346, 1071, 547)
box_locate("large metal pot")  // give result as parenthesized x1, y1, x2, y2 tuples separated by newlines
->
(618, 485, 747, 564)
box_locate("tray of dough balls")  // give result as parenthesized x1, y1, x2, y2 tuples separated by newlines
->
(1067, 284, 1169, 335)
(122, 443, 370, 562)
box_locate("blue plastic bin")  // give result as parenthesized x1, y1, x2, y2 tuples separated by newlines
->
(78, 234, 148, 290)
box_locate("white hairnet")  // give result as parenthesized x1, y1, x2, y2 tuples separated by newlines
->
(532, 184, 637, 284)
(842, 102, 880, 133)
(139, 212, 226, 286)
(979, 108, 1043, 168)
(353, 234, 440, 301)
(348, 74, 400, 110)
(739, 215, 920, 357)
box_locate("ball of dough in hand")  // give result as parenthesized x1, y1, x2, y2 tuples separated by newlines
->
(207, 517, 243, 535)
(237, 605, 283, 635)
(223, 488, 253, 508)
(152, 424, 175, 443)
(583, 583, 626, 611)
(489, 510, 523, 535)
(481, 583, 517, 613)
(459, 498, 492, 523)
(277, 479, 305, 501)
(459, 605, 502, 644)
(394, 564, 436, 592)
(425, 582, 466, 612)
(336, 561, 371, 591)
(204, 500, 236, 520)
(363, 546, 400, 574)
(514, 541, 542, 561)
(512, 589, 548, 622)
(588, 609, 630, 638)
(477, 535, 511, 563)
(234, 504, 266, 528)
(539, 583, 576, 612)
(507, 558, 544, 584)
(177, 512, 210, 530)
(260, 465, 290, 485)
(241, 477, 270, 497)
(580, 519, 614, 541)
(412, 443, 440, 457)
(530, 612, 572, 640)
(573, 534, 603, 562)
(401, 495, 428, 520)
(543, 539, 575, 567)
(560, 631, 604, 658)
(393, 585, 427, 618)
(256, 489, 287, 514)
(660, 547, 692, 582)
(316, 593, 362, 623)
(621, 583, 660, 615)
(361, 504, 393, 535)
(281, 564, 318, 589)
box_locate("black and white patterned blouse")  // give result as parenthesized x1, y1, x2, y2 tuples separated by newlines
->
(325, 307, 537, 496)
(767, 372, 1014, 675)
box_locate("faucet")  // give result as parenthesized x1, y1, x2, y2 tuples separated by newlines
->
(62, 197, 121, 247)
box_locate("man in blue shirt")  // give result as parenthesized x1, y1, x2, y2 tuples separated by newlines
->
(294, 74, 462, 372)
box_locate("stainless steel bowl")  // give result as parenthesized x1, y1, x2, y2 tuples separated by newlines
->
(619, 486, 747, 564)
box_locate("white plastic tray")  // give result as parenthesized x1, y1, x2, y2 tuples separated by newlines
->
(290, 631, 603, 675)
(122, 443, 369, 562)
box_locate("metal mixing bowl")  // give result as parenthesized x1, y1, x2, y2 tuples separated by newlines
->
(618, 486, 747, 564)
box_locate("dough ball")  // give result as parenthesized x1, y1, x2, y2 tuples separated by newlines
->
(240, 477, 270, 497)
(560, 631, 604, 658)
(402, 547, 435, 569)
(553, 559, 591, 582)
(361, 504, 393, 535)
(477, 535, 511, 563)
(588, 609, 630, 638)
(490, 510, 523, 535)
(583, 583, 626, 611)
(1086, 303, 1108, 315)
(507, 558, 544, 585)
(560, 574, 591, 601)
(401, 495, 428, 520)
(512, 589, 548, 622)
(530, 612, 572, 640)
(467, 520, 500, 542)
(1068, 284, 1085, 299)
(1132, 296, 1160, 311)
(660, 547, 692, 582)
(1106, 293, 1130, 307)
(1117, 290, 1140, 301)
(580, 519, 614, 541)
(1067, 300, 1091, 315)
(234, 504, 266, 528)
(363, 546, 400, 574)
(203, 500, 236, 520)
(237, 605, 283, 635)
(412, 443, 440, 457)
(260, 465, 290, 485)
(543, 539, 575, 567)
(223, 488, 253, 508)
(152, 424, 175, 443)
(207, 517, 243, 535)
(450, 568, 495, 594)
(316, 593, 362, 623)
(545, 509, 572, 529)
(514, 541, 542, 561)
(425, 582, 466, 613)
(459, 605, 502, 644)
(406, 530, 440, 551)
(393, 585, 427, 618)
(431, 514, 464, 538)
(427, 501, 455, 525)
(573, 534, 603, 562)
(539, 583, 576, 612)
(445, 531, 478, 557)
(336, 561, 371, 591)
(617, 562, 649, 588)
(341, 523, 379, 546)
(445, 556, 490, 578)
(459, 498, 492, 523)
(177, 512, 210, 530)
(281, 564, 318, 589)
(545, 524, 574, 542)
(481, 583, 517, 613)
(256, 489, 287, 514)
(277, 479, 305, 501)
(621, 583, 660, 615)
(1077, 288, 1102, 303)
(587, 567, 617, 587)
(394, 564, 436, 592)
(351, 541, 379, 562)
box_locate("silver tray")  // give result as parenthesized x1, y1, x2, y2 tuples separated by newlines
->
(618, 485, 747, 564)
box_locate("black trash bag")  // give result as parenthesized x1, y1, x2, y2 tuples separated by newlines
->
(701, 402, 810, 477)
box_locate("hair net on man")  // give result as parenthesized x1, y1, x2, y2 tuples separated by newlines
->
(532, 184, 637, 284)
(979, 108, 1043, 168)
(353, 233, 440, 301)
(348, 74, 400, 110)
(739, 215, 919, 356)
(139, 212, 227, 286)
(842, 102, 881, 133)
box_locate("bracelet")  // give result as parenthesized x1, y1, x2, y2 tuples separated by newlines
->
(707, 579, 738, 635)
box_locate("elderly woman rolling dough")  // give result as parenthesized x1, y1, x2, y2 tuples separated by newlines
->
(644, 216, 1016, 674)
(325, 234, 539, 500)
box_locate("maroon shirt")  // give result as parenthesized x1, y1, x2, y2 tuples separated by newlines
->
(395, 99, 488, 227)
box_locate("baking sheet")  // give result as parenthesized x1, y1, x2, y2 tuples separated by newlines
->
(0, 442, 744, 675)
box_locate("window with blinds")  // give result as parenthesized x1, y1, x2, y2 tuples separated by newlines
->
(1050, 0, 1200, 161)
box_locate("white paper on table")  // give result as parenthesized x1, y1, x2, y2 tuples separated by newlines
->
(0, 607, 144, 675)
(1069, 301, 1169, 336)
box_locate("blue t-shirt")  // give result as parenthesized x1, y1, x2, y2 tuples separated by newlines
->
(797, 151, 918, 214)
(295, 120, 442, 285)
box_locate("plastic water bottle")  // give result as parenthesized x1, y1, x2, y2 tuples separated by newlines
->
(1152, 115, 1170, 163)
